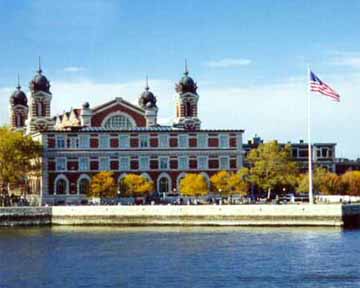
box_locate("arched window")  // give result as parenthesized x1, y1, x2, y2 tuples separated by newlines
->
(37, 102, 46, 117)
(159, 177, 170, 193)
(79, 178, 90, 195)
(56, 179, 67, 195)
(185, 101, 192, 117)
(16, 114, 23, 127)
(104, 115, 134, 129)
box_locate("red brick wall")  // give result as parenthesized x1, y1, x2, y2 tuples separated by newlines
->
(170, 160, 178, 170)
(170, 138, 178, 147)
(209, 160, 219, 169)
(189, 160, 197, 169)
(47, 137, 55, 148)
(189, 138, 197, 147)
(110, 138, 119, 148)
(208, 138, 219, 147)
(150, 138, 158, 147)
(111, 160, 119, 170)
(90, 138, 98, 148)
(67, 161, 78, 171)
(230, 138, 237, 148)
(130, 138, 139, 148)
(90, 161, 98, 171)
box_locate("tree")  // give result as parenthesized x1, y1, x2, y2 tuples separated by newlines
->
(179, 173, 209, 197)
(121, 174, 154, 197)
(0, 126, 42, 194)
(90, 171, 117, 198)
(247, 141, 298, 199)
(297, 167, 342, 195)
(341, 171, 360, 196)
(210, 168, 250, 196)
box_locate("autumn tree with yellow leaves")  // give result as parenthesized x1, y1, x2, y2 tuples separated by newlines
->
(179, 173, 209, 197)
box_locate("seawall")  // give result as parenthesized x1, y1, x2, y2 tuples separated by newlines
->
(1, 204, 360, 227)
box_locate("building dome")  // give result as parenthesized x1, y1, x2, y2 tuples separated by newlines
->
(176, 70, 198, 94)
(138, 80, 157, 109)
(10, 85, 27, 106)
(29, 69, 51, 94)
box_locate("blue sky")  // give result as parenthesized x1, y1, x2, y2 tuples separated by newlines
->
(0, 0, 359, 158)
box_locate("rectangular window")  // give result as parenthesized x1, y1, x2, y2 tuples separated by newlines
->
(79, 157, 89, 171)
(99, 135, 109, 149)
(179, 134, 188, 148)
(219, 135, 229, 148)
(159, 157, 169, 169)
(79, 135, 90, 148)
(198, 156, 208, 170)
(198, 134, 207, 148)
(119, 135, 129, 148)
(120, 157, 130, 170)
(178, 156, 188, 170)
(56, 135, 65, 148)
(219, 157, 229, 170)
(67, 136, 79, 149)
(139, 156, 149, 170)
(99, 157, 109, 171)
(139, 135, 149, 148)
(159, 134, 169, 148)
(56, 158, 66, 171)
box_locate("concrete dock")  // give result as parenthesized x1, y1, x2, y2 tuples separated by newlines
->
(1, 204, 360, 227)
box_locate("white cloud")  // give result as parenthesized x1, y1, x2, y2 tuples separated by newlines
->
(330, 52, 360, 69)
(63, 66, 86, 72)
(205, 58, 252, 68)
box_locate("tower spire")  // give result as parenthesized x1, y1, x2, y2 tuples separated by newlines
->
(17, 73, 21, 89)
(145, 75, 149, 90)
(38, 56, 42, 74)
(184, 58, 189, 75)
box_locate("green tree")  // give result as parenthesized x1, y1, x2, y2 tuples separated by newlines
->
(247, 141, 298, 199)
(0, 126, 42, 194)
(210, 168, 250, 196)
(90, 171, 117, 198)
(179, 173, 209, 197)
(122, 174, 154, 197)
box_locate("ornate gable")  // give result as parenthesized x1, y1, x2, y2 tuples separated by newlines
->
(91, 97, 146, 128)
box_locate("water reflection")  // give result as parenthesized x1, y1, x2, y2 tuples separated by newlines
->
(0, 226, 359, 288)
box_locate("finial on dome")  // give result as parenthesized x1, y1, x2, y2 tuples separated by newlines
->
(145, 75, 149, 91)
(184, 58, 189, 76)
(38, 56, 42, 74)
(17, 74, 21, 90)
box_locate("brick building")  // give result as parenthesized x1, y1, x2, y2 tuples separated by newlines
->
(9, 65, 244, 205)
(243, 135, 336, 172)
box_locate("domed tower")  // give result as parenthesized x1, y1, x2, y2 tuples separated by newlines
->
(138, 77, 158, 127)
(173, 61, 201, 130)
(26, 59, 54, 133)
(9, 76, 28, 132)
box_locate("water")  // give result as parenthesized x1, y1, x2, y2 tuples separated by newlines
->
(0, 226, 359, 288)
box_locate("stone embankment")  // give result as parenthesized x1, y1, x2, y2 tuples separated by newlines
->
(1, 204, 360, 227)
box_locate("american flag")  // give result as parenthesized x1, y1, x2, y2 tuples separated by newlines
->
(309, 71, 340, 102)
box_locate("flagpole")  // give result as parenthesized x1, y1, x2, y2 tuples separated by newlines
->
(307, 66, 314, 204)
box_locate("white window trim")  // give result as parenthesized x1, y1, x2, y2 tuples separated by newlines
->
(77, 174, 91, 195)
(197, 133, 208, 148)
(79, 135, 90, 149)
(99, 157, 110, 171)
(139, 156, 150, 171)
(54, 174, 69, 195)
(101, 112, 136, 128)
(119, 156, 130, 171)
(178, 156, 189, 170)
(99, 134, 110, 149)
(219, 134, 229, 149)
(119, 134, 130, 149)
(79, 157, 90, 172)
(139, 134, 150, 148)
(56, 157, 67, 172)
(157, 172, 172, 194)
(219, 156, 230, 170)
(197, 155, 208, 170)
(159, 134, 169, 148)
(56, 135, 66, 149)
(159, 156, 169, 170)
(178, 134, 188, 149)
